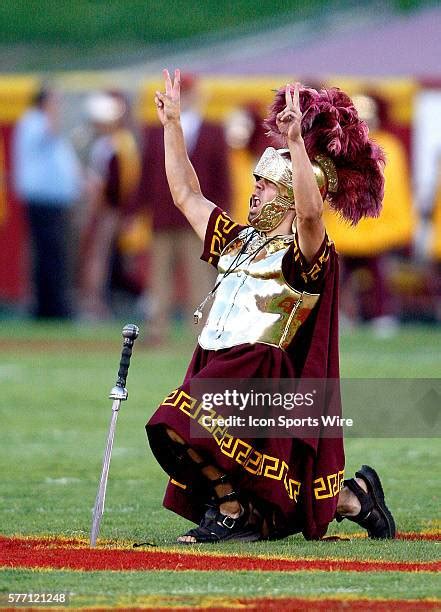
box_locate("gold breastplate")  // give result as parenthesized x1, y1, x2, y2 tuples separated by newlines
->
(198, 228, 320, 351)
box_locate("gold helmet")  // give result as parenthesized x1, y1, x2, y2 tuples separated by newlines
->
(251, 147, 338, 232)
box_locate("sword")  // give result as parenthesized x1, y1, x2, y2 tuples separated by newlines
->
(90, 323, 139, 547)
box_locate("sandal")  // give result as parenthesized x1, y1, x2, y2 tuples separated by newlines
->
(178, 505, 261, 544)
(178, 474, 260, 543)
(337, 464, 396, 539)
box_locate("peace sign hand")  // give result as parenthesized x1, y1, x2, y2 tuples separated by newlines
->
(155, 68, 181, 125)
(275, 82, 303, 143)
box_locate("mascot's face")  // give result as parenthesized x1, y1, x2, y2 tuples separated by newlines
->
(248, 176, 279, 225)
(249, 148, 296, 232)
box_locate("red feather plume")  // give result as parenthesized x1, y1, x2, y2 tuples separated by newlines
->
(264, 85, 385, 225)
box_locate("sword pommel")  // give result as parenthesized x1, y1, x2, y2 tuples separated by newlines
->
(122, 324, 139, 341)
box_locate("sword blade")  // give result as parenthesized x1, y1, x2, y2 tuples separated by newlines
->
(90, 400, 120, 547)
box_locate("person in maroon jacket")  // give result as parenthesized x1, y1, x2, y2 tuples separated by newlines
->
(146, 69, 395, 544)
(139, 73, 231, 344)
(79, 92, 141, 319)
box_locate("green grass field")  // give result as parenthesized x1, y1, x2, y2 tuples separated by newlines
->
(0, 322, 440, 608)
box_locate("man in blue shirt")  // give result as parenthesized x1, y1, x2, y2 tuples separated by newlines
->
(13, 88, 82, 318)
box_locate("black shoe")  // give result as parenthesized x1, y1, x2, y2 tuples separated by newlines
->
(338, 465, 396, 539)
(178, 506, 261, 544)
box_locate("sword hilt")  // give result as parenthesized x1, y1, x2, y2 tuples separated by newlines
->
(109, 324, 139, 401)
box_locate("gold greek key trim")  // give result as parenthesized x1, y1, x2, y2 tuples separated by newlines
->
(162, 388, 301, 503)
(207, 211, 239, 265)
(313, 470, 344, 499)
(294, 235, 332, 284)
(161, 388, 342, 505)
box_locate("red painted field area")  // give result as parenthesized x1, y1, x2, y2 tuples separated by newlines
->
(114, 597, 441, 611)
(1, 535, 440, 573)
(179, 599, 441, 611)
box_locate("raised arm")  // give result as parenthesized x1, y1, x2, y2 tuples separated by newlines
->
(155, 69, 215, 241)
(276, 83, 325, 262)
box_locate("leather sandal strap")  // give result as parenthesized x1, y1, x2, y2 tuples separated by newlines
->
(179, 506, 259, 543)
(216, 490, 239, 504)
(193, 459, 212, 470)
(210, 475, 239, 505)
(343, 478, 374, 521)
(210, 474, 230, 487)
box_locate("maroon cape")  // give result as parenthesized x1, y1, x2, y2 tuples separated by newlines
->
(147, 208, 344, 540)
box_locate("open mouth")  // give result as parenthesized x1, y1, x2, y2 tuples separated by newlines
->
(249, 195, 260, 212)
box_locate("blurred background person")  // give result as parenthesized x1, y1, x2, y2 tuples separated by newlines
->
(429, 153, 441, 321)
(324, 91, 416, 335)
(137, 72, 231, 344)
(79, 91, 141, 320)
(12, 87, 82, 319)
(224, 102, 267, 224)
(0, 132, 6, 227)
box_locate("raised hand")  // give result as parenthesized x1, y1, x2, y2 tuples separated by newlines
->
(154, 68, 181, 125)
(276, 82, 302, 143)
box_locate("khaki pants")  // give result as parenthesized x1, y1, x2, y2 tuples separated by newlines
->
(80, 208, 120, 319)
(148, 228, 216, 340)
